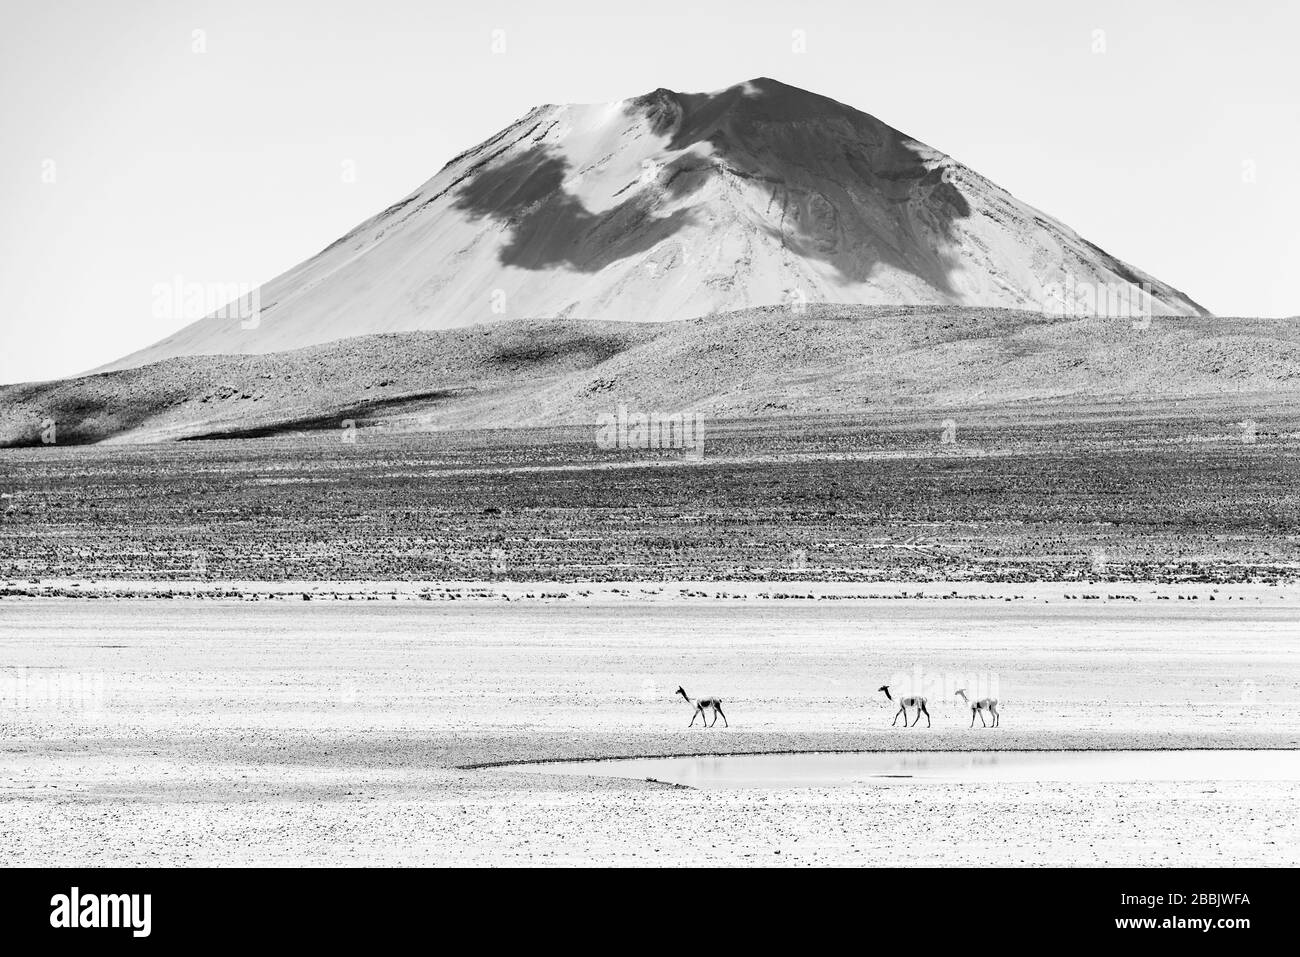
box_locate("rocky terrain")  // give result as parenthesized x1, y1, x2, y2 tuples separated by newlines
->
(3, 305, 1296, 445)
(1, 402, 1296, 584)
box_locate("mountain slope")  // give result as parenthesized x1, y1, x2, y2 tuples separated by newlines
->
(101, 78, 1207, 372)
(5, 306, 1294, 446)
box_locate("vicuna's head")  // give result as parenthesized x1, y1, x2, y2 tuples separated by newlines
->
(675, 686, 688, 701)
(954, 688, 969, 701)
(878, 685, 892, 701)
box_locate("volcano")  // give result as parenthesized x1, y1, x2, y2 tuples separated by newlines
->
(103, 77, 1206, 372)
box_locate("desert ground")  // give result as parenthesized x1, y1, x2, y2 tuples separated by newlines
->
(2, 405, 1297, 583)
(1, 587, 1298, 866)
(1, 411, 1296, 865)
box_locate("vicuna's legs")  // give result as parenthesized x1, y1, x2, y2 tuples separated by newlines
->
(892, 706, 906, 727)
(970, 708, 976, 728)
(913, 703, 930, 728)
(991, 704, 1000, 727)
(688, 708, 700, 728)
(978, 709, 987, 728)
(714, 706, 727, 728)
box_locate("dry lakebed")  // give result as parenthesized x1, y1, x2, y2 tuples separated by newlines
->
(1, 582, 1297, 866)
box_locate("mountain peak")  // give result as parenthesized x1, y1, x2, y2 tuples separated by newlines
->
(100, 78, 1207, 371)
(630, 76, 866, 133)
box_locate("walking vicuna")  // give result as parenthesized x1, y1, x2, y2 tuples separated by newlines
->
(676, 686, 728, 728)
(879, 685, 929, 727)
(955, 688, 1000, 727)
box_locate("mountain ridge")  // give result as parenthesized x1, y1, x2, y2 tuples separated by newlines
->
(98, 77, 1208, 373)
(6, 305, 1294, 447)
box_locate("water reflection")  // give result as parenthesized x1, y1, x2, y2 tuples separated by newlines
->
(506, 750, 1300, 789)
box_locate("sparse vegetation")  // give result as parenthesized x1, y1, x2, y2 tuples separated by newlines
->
(1, 404, 1295, 584)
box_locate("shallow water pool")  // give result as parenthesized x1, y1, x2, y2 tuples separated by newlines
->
(505, 749, 1300, 789)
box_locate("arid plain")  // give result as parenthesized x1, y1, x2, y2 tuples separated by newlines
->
(2, 411, 1298, 866)
(1, 591, 1298, 866)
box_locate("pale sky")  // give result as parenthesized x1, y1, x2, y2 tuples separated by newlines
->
(1, 0, 1296, 384)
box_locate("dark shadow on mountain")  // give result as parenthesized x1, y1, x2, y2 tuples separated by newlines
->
(634, 77, 973, 294)
(180, 389, 467, 440)
(489, 331, 639, 368)
(451, 77, 977, 292)
(0, 384, 176, 447)
(450, 147, 706, 271)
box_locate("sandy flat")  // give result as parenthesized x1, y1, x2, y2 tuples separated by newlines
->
(1, 591, 1297, 866)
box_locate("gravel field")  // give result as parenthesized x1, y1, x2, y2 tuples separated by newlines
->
(2, 405, 1298, 585)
